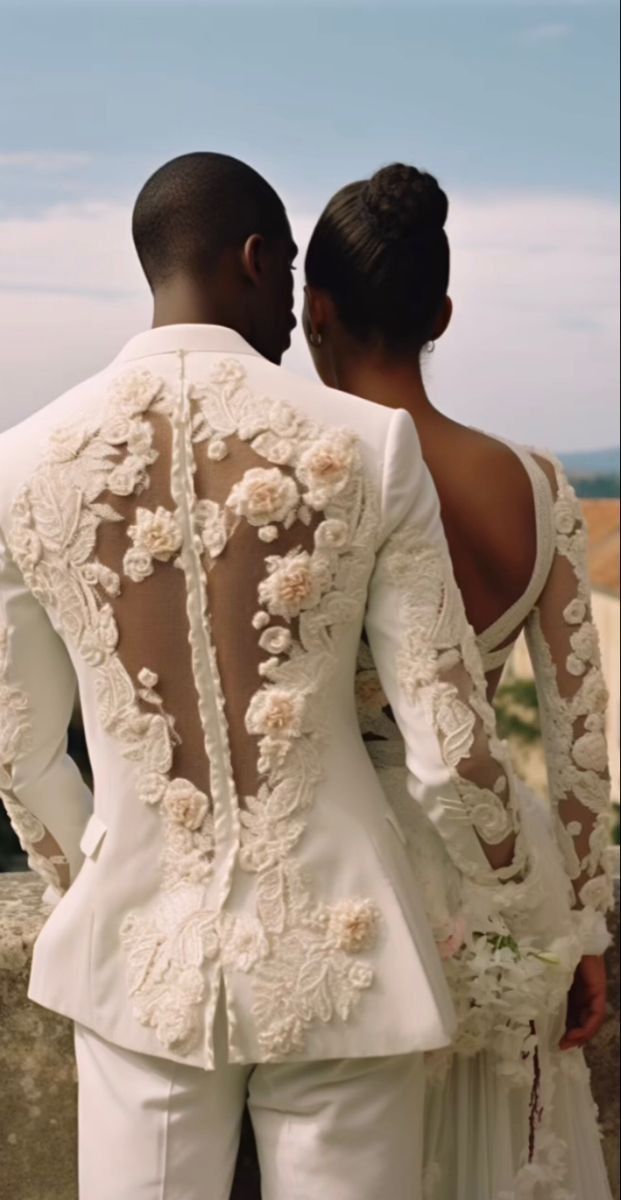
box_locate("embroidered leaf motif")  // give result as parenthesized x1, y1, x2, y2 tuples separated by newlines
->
(31, 473, 82, 554)
(90, 502, 124, 523)
(257, 865, 287, 933)
(297, 952, 329, 997)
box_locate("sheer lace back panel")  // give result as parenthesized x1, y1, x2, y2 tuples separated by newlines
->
(194, 434, 319, 803)
(67, 359, 347, 879)
(93, 412, 320, 809)
(95, 410, 209, 800)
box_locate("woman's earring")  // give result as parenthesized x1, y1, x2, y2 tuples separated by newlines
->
(425, 340, 435, 353)
(309, 332, 323, 347)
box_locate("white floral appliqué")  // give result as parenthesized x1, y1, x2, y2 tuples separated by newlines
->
(259, 549, 332, 621)
(227, 466, 299, 529)
(124, 506, 183, 582)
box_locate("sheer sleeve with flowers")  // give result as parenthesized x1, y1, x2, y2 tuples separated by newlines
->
(524, 454, 613, 947)
(365, 410, 526, 889)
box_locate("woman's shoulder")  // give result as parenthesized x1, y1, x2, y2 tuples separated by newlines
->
(424, 423, 538, 603)
(465, 431, 576, 513)
(446, 425, 539, 524)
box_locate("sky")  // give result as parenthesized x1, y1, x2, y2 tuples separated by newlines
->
(0, 0, 619, 451)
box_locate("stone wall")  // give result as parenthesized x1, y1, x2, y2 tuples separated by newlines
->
(0, 873, 618, 1200)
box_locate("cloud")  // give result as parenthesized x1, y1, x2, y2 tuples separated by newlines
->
(0, 192, 618, 453)
(0, 152, 91, 172)
(519, 21, 572, 41)
(0, 202, 140, 293)
(424, 192, 618, 452)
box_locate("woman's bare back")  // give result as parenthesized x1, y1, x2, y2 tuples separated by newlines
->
(419, 418, 539, 645)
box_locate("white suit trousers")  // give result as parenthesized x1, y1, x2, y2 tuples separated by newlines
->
(74, 1022, 425, 1200)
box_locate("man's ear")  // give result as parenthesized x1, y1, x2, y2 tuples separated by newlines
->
(432, 295, 453, 341)
(241, 234, 264, 286)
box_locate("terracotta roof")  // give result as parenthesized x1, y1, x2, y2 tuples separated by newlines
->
(581, 500, 620, 596)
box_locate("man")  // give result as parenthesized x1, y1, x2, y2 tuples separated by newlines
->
(0, 153, 525, 1199)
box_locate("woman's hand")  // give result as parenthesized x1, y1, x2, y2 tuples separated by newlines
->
(559, 954, 607, 1051)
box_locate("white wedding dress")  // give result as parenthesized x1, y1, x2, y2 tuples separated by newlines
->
(356, 441, 614, 1200)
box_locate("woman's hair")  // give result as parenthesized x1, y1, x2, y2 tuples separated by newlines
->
(305, 163, 449, 352)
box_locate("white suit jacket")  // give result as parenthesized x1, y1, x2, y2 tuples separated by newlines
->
(0, 324, 525, 1069)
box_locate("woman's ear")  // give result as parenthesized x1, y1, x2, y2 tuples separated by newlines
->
(433, 295, 453, 341)
(303, 284, 327, 343)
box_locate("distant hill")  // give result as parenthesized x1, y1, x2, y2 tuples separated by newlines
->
(557, 447, 620, 499)
(559, 447, 620, 476)
(569, 475, 620, 499)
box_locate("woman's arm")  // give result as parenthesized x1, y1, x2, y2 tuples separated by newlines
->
(524, 453, 613, 950)
(366, 409, 526, 885)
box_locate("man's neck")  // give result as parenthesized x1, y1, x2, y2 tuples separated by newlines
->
(151, 276, 242, 334)
(152, 296, 223, 330)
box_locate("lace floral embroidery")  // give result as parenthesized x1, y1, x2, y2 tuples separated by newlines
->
(189, 358, 381, 1058)
(0, 620, 30, 786)
(355, 448, 612, 1198)
(9, 358, 382, 1059)
(258, 548, 332, 620)
(226, 467, 300, 529)
(384, 527, 524, 879)
(526, 456, 613, 914)
(194, 500, 228, 562)
(356, 643, 603, 1199)
(9, 370, 220, 1052)
(123, 505, 183, 582)
(0, 616, 68, 893)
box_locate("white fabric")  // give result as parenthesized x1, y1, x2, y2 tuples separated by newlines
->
(382, 770, 614, 1199)
(474, 438, 613, 920)
(74, 1016, 425, 1200)
(423, 1022, 614, 1200)
(0, 323, 531, 1069)
(355, 422, 614, 1197)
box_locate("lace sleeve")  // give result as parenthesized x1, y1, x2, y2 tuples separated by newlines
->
(0, 524, 92, 897)
(365, 410, 526, 887)
(524, 455, 614, 934)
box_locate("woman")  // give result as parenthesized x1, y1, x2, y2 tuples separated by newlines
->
(302, 163, 615, 1199)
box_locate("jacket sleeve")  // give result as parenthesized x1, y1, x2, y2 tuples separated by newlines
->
(0, 522, 92, 898)
(524, 454, 613, 947)
(365, 409, 525, 886)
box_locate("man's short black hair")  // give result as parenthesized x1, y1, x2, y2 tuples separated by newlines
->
(133, 152, 290, 286)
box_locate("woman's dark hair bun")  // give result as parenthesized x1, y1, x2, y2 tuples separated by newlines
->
(361, 163, 448, 241)
(305, 160, 451, 352)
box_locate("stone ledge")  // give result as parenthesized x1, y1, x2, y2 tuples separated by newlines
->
(0, 873, 618, 1200)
